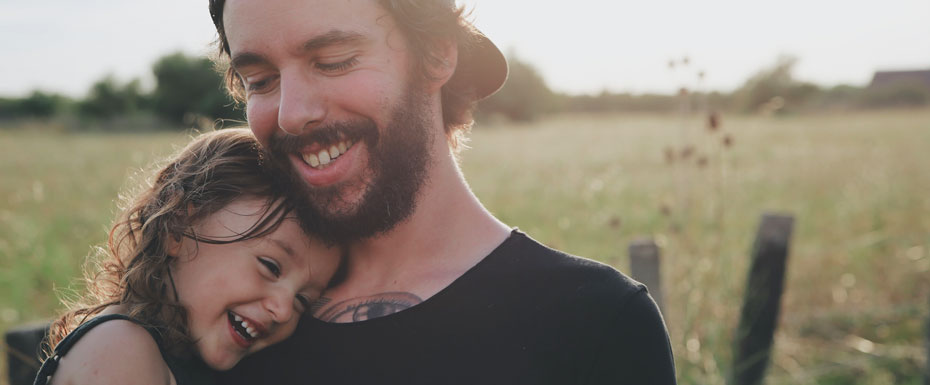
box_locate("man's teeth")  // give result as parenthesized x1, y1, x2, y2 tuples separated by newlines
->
(301, 140, 353, 169)
(233, 313, 259, 339)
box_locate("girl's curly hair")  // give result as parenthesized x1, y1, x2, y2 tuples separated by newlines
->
(46, 128, 296, 358)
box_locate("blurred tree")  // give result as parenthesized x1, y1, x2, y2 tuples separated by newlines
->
(478, 53, 554, 122)
(151, 52, 242, 124)
(818, 84, 865, 109)
(733, 55, 824, 113)
(0, 91, 70, 119)
(79, 75, 144, 119)
(22, 91, 70, 118)
(735, 56, 792, 112)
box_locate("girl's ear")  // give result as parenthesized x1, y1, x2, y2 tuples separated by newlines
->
(426, 39, 459, 93)
(165, 233, 185, 259)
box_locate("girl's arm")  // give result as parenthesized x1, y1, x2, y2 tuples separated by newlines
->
(49, 320, 174, 385)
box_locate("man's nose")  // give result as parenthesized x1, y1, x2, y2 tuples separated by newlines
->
(277, 70, 327, 136)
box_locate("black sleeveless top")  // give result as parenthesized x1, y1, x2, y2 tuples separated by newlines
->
(33, 314, 215, 385)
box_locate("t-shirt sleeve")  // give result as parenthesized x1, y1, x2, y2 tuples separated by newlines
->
(582, 288, 678, 385)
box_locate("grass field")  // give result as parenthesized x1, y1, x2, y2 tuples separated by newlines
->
(2, 109, 929, 384)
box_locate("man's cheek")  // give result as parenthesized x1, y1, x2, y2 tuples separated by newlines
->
(246, 104, 277, 147)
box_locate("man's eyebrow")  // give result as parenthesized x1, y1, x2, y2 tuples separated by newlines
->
(300, 30, 366, 53)
(230, 52, 269, 72)
(230, 30, 365, 72)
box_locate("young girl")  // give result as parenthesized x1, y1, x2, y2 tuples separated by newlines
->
(35, 129, 341, 385)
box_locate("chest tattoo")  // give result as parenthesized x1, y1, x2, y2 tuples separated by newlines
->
(313, 292, 423, 322)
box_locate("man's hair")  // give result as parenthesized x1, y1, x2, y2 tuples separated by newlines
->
(208, 0, 484, 150)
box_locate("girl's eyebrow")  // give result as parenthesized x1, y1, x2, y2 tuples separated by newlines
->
(269, 238, 296, 259)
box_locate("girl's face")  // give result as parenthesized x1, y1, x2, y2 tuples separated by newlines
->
(169, 197, 341, 370)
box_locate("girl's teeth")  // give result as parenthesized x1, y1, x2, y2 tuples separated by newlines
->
(231, 313, 259, 339)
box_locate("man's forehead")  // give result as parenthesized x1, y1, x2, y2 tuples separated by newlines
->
(224, 0, 397, 59)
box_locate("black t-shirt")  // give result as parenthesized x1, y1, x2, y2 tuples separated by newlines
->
(222, 230, 677, 384)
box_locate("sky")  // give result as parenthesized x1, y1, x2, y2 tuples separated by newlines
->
(2, 0, 928, 98)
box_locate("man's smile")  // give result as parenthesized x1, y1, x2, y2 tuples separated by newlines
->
(299, 138, 356, 169)
(288, 138, 366, 188)
(268, 119, 379, 188)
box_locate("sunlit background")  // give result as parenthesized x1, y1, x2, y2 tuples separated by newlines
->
(1, 1, 929, 385)
(2, 0, 928, 96)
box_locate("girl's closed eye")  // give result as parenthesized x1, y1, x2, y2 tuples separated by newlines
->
(258, 257, 281, 277)
(295, 294, 313, 313)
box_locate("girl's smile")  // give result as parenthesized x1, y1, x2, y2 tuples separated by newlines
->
(169, 197, 341, 370)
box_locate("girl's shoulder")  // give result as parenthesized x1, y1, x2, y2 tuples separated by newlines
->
(47, 316, 174, 385)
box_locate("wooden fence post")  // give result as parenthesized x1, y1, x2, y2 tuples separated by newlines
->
(629, 238, 664, 315)
(728, 213, 794, 385)
(5, 321, 49, 385)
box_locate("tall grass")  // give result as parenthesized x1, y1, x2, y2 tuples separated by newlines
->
(2, 109, 929, 384)
(463, 110, 930, 384)
(0, 131, 188, 383)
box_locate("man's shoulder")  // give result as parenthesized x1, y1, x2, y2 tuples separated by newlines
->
(491, 230, 646, 303)
(473, 230, 661, 347)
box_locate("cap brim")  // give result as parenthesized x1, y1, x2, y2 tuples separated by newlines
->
(452, 30, 508, 101)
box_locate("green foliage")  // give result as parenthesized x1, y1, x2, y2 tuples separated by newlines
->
(738, 56, 796, 111)
(2, 52, 927, 130)
(151, 52, 242, 124)
(732, 56, 824, 113)
(0, 91, 71, 119)
(78, 75, 145, 120)
(818, 84, 866, 109)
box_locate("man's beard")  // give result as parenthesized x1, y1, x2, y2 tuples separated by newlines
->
(265, 90, 434, 244)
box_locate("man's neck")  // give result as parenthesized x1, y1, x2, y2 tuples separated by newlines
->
(313, 145, 511, 323)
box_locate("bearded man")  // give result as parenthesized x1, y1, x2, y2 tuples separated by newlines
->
(209, 0, 677, 383)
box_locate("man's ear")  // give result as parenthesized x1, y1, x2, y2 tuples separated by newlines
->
(425, 39, 458, 93)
